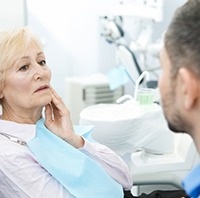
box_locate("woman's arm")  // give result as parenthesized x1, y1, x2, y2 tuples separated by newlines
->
(80, 139, 133, 190)
(0, 141, 74, 198)
(44, 87, 84, 149)
(44, 87, 133, 190)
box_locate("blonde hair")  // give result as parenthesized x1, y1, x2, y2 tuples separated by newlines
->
(0, 27, 43, 92)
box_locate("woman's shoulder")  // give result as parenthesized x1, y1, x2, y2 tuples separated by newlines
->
(0, 136, 32, 157)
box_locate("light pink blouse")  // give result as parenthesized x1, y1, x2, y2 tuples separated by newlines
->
(0, 118, 132, 198)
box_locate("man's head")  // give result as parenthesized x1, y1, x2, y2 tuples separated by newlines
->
(159, 0, 200, 137)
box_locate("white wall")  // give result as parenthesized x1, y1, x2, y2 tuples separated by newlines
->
(0, 0, 188, 101)
(0, 0, 25, 30)
(26, 0, 188, 100)
(26, 0, 117, 99)
(0, 0, 188, 117)
(152, 0, 187, 41)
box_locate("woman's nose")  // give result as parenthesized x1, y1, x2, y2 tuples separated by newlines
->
(33, 64, 45, 80)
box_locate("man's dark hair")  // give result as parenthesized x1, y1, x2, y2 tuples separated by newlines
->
(165, 0, 200, 78)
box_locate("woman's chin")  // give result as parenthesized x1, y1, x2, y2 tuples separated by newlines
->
(39, 96, 52, 107)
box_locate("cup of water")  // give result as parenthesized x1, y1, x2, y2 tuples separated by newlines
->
(136, 88, 154, 105)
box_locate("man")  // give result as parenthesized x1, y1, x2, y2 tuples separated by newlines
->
(159, 0, 200, 197)
(127, 0, 200, 197)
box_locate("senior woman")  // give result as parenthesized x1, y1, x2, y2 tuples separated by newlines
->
(0, 28, 132, 198)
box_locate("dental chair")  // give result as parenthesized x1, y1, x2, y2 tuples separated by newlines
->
(131, 133, 199, 195)
(79, 101, 199, 196)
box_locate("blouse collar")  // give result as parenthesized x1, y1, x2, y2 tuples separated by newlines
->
(0, 117, 36, 143)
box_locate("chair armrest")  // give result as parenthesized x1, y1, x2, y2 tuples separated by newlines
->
(133, 173, 183, 189)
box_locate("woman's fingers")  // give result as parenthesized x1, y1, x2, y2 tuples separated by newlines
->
(51, 101, 61, 118)
(51, 87, 64, 103)
(51, 87, 69, 116)
(44, 104, 53, 125)
(51, 89, 64, 107)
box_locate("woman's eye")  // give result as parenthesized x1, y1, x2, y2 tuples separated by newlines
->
(19, 65, 29, 71)
(38, 60, 46, 66)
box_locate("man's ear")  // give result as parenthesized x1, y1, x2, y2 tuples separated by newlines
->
(178, 68, 199, 110)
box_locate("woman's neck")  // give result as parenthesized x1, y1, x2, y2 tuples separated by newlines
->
(1, 106, 42, 124)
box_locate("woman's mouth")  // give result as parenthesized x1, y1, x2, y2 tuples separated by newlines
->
(34, 85, 49, 93)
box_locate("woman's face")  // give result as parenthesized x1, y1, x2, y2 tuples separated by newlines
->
(0, 41, 52, 113)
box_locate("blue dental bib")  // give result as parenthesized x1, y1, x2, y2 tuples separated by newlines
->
(27, 118, 123, 198)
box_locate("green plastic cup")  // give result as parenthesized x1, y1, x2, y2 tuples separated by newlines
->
(136, 88, 154, 105)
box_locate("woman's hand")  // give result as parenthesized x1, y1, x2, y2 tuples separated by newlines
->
(44, 87, 84, 148)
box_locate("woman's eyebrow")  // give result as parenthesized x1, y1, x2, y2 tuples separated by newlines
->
(20, 52, 44, 60)
(21, 56, 29, 60)
(37, 52, 44, 56)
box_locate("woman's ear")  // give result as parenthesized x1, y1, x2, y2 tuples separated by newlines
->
(178, 68, 199, 110)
